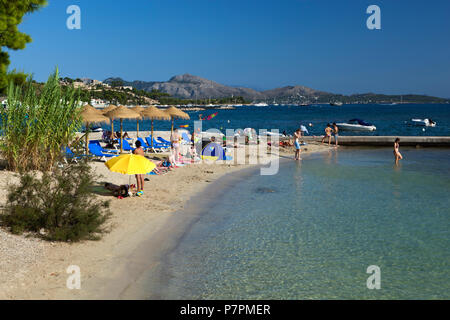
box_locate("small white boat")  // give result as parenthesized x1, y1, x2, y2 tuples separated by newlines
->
(253, 102, 269, 107)
(83, 126, 103, 133)
(337, 119, 376, 131)
(411, 118, 436, 127)
(330, 101, 343, 106)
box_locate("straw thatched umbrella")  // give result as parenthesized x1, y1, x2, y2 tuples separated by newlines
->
(130, 106, 145, 138)
(102, 105, 118, 139)
(80, 106, 110, 154)
(165, 106, 190, 134)
(104, 106, 141, 153)
(141, 106, 171, 149)
(83, 104, 103, 114)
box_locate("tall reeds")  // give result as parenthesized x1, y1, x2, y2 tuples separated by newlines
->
(0, 70, 82, 172)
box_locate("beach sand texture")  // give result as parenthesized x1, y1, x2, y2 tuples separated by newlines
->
(0, 131, 329, 299)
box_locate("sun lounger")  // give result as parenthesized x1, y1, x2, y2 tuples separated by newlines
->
(145, 137, 168, 153)
(181, 132, 191, 144)
(157, 137, 171, 146)
(64, 146, 92, 163)
(118, 139, 134, 152)
(89, 140, 119, 154)
(89, 144, 118, 162)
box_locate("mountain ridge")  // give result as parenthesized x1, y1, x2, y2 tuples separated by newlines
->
(103, 74, 449, 103)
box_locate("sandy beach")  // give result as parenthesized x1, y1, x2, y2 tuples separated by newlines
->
(0, 131, 330, 299)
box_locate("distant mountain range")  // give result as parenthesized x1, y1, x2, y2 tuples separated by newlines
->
(103, 74, 449, 104)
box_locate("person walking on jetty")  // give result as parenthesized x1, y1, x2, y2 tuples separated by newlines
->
(321, 123, 333, 146)
(133, 140, 145, 196)
(332, 123, 339, 147)
(294, 128, 302, 160)
(394, 138, 403, 165)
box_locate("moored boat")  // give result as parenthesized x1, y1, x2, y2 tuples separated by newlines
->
(411, 118, 436, 127)
(336, 119, 376, 131)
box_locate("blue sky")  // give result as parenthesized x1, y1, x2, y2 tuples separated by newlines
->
(7, 0, 450, 97)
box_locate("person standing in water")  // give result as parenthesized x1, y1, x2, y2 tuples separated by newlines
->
(133, 140, 145, 196)
(394, 138, 403, 165)
(294, 128, 302, 160)
(321, 124, 333, 146)
(332, 123, 339, 147)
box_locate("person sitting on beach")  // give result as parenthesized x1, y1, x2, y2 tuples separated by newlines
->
(102, 130, 110, 141)
(133, 140, 145, 196)
(321, 124, 333, 146)
(332, 123, 339, 147)
(116, 131, 130, 139)
(394, 138, 403, 165)
(294, 128, 302, 161)
(151, 160, 170, 174)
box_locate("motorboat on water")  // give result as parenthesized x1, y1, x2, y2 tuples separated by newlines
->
(253, 102, 269, 107)
(336, 119, 376, 131)
(83, 126, 103, 133)
(330, 101, 343, 106)
(410, 118, 436, 127)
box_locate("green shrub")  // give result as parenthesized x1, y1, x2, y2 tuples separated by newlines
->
(0, 161, 111, 242)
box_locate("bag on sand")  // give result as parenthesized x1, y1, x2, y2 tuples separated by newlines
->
(104, 183, 129, 197)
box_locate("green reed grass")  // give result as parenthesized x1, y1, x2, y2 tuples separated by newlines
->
(0, 69, 82, 172)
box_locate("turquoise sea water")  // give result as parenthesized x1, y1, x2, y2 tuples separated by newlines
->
(158, 148, 450, 299)
(102, 104, 450, 137)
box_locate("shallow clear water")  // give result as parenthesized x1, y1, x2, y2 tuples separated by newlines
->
(101, 104, 450, 136)
(161, 149, 450, 299)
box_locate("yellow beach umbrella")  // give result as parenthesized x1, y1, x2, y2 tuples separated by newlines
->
(141, 106, 171, 149)
(105, 154, 156, 175)
(80, 106, 110, 154)
(165, 106, 190, 134)
(104, 106, 141, 153)
(130, 106, 145, 138)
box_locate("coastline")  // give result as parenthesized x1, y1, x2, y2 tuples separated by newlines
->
(0, 131, 330, 300)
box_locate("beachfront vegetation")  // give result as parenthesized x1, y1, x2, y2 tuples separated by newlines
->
(0, 0, 48, 94)
(0, 161, 111, 242)
(0, 70, 82, 172)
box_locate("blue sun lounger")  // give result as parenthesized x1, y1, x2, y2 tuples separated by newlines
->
(118, 139, 134, 152)
(89, 143, 118, 162)
(145, 137, 168, 153)
(64, 147, 92, 163)
(181, 132, 191, 144)
(157, 137, 171, 146)
(89, 140, 119, 154)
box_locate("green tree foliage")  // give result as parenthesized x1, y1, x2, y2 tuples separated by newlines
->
(0, 0, 47, 93)
(0, 69, 82, 172)
(0, 161, 111, 242)
(110, 79, 124, 88)
(6, 69, 28, 86)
